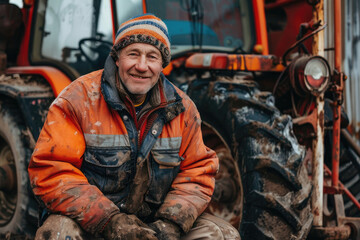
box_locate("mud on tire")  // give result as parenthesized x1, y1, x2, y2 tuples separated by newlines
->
(0, 100, 37, 238)
(187, 79, 313, 240)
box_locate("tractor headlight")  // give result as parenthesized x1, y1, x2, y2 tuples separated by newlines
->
(290, 56, 331, 96)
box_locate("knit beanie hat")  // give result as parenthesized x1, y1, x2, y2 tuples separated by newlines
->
(111, 13, 171, 68)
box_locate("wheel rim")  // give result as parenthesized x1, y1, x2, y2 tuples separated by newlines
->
(202, 122, 243, 229)
(0, 141, 17, 226)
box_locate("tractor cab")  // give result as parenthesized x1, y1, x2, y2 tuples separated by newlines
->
(26, 0, 255, 79)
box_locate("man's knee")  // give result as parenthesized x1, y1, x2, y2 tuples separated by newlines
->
(35, 214, 86, 240)
(183, 213, 240, 240)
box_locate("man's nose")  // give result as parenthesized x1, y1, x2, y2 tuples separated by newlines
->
(135, 56, 149, 72)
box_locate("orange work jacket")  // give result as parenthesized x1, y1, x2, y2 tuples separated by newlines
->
(28, 56, 219, 234)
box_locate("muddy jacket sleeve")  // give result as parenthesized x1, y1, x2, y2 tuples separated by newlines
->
(28, 95, 120, 234)
(156, 96, 219, 232)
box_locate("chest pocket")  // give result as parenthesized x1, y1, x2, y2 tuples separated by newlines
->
(145, 137, 182, 205)
(81, 134, 133, 194)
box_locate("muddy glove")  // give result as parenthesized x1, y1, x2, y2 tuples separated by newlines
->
(148, 219, 181, 240)
(35, 214, 86, 240)
(102, 213, 157, 240)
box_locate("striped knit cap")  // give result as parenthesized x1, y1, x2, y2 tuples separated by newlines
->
(111, 13, 171, 68)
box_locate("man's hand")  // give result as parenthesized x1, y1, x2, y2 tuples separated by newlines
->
(149, 219, 181, 240)
(102, 213, 157, 240)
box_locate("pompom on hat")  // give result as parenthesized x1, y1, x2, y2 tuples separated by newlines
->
(111, 13, 171, 68)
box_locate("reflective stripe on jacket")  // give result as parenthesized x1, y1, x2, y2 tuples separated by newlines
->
(28, 56, 219, 234)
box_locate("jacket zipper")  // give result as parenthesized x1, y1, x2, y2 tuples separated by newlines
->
(137, 103, 166, 148)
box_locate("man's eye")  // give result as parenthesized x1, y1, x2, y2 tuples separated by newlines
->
(149, 55, 159, 60)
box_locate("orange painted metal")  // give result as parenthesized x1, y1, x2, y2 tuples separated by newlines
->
(23, 0, 34, 6)
(265, 1, 313, 57)
(332, 0, 343, 188)
(331, 96, 342, 188)
(6, 66, 72, 97)
(17, 5, 34, 66)
(252, 0, 269, 55)
(110, 0, 116, 42)
(334, 0, 342, 72)
(142, 0, 147, 13)
(324, 166, 360, 211)
(162, 62, 173, 76)
(185, 53, 284, 72)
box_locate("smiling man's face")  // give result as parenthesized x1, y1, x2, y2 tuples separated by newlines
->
(116, 43, 163, 97)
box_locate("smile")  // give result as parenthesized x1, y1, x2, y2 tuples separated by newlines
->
(130, 74, 150, 79)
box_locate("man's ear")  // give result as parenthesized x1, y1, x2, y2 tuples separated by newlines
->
(115, 59, 119, 67)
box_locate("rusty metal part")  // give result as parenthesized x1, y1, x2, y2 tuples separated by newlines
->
(310, 189, 355, 240)
(334, 192, 360, 240)
(338, 217, 360, 240)
(0, 164, 16, 192)
(293, 103, 318, 132)
(185, 53, 284, 72)
(323, 185, 343, 195)
(312, 0, 325, 57)
(311, 94, 325, 227)
(309, 225, 351, 240)
(310, 0, 326, 227)
(331, 100, 341, 188)
(330, 0, 344, 192)
(331, 71, 345, 189)
(324, 166, 360, 211)
(334, 0, 342, 73)
(330, 174, 360, 240)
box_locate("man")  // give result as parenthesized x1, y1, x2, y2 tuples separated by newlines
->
(28, 14, 240, 240)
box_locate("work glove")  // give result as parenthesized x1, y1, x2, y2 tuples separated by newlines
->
(148, 219, 181, 240)
(35, 214, 86, 240)
(102, 213, 157, 240)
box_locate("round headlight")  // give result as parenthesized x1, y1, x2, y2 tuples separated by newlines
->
(290, 56, 331, 96)
(304, 58, 330, 92)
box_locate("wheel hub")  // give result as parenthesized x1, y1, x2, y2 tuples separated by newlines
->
(0, 145, 17, 226)
(202, 123, 243, 229)
(0, 164, 16, 192)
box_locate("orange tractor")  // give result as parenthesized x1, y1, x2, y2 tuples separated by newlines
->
(0, 0, 360, 239)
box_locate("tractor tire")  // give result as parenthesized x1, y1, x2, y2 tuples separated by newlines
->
(339, 141, 360, 217)
(0, 101, 37, 238)
(187, 78, 313, 240)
